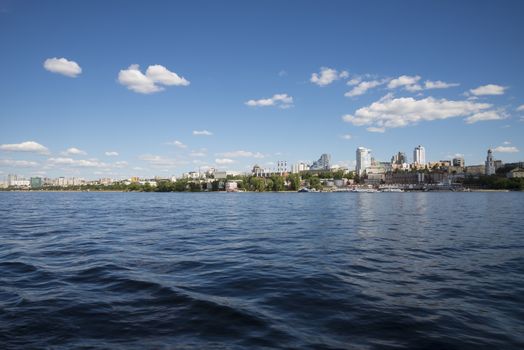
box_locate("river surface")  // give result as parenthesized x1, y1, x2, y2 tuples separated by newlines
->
(1, 192, 523, 349)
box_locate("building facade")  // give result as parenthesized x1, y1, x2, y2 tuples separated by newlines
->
(413, 145, 426, 165)
(356, 147, 371, 176)
(485, 149, 496, 175)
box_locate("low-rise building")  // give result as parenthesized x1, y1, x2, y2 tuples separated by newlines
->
(507, 168, 524, 179)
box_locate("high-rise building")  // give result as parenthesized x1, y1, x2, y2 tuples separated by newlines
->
(356, 147, 372, 176)
(310, 153, 331, 170)
(413, 145, 426, 165)
(391, 152, 407, 165)
(485, 149, 495, 175)
(452, 157, 465, 167)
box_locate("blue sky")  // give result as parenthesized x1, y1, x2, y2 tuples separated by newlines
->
(1, 0, 523, 179)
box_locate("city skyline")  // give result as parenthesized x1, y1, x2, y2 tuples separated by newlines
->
(1, 1, 524, 179)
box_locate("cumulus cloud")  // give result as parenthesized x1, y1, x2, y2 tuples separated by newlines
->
(516, 104, 524, 112)
(192, 130, 213, 136)
(105, 151, 119, 156)
(345, 80, 384, 97)
(43, 57, 82, 77)
(0, 159, 39, 167)
(469, 84, 506, 96)
(215, 158, 234, 164)
(48, 157, 107, 168)
(166, 140, 187, 148)
(62, 147, 87, 156)
(387, 75, 421, 91)
(0, 141, 49, 154)
(310, 67, 347, 86)
(347, 78, 362, 86)
(118, 64, 190, 94)
(493, 146, 519, 153)
(219, 150, 265, 158)
(341, 134, 352, 140)
(424, 80, 459, 89)
(342, 95, 497, 131)
(464, 110, 507, 124)
(245, 94, 293, 108)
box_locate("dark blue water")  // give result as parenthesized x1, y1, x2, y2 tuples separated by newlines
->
(1, 192, 523, 349)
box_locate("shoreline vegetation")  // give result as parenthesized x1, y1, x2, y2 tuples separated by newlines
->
(1, 172, 523, 192)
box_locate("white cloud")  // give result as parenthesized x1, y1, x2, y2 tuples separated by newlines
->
(469, 84, 506, 96)
(347, 77, 362, 86)
(464, 110, 506, 124)
(48, 157, 107, 168)
(62, 147, 87, 156)
(166, 140, 187, 148)
(139, 154, 186, 167)
(493, 146, 519, 153)
(424, 80, 459, 89)
(245, 93, 293, 108)
(278, 70, 288, 77)
(345, 80, 383, 97)
(366, 126, 386, 133)
(145, 65, 190, 86)
(0, 159, 39, 167)
(503, 141, 511, 145)
(192, 130, 213, 136)
(114, 161, 128, 168)
(516, 104, 524, 112)
(310, 67, 347, 86)
(118, 64, 190, 94)
(215, 158, 234, 164)
(105, 151, 119, 156)
(387, 75, 421, 90)
(341, 134, 352, 140)
(342, 95, 495, 131)
(219, 150, 265, 158)
(0, 141, 49, 154)
(43, 57, 82, 77)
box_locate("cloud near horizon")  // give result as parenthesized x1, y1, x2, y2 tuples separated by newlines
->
(493, 146, 519, 153)
(342, 95, 504, 132)
(118, 64, 190, 94)
(43, 57, 82, 77)
(0, 141, 49, 154)
(215, 158, 235, 164)
(0, 159, 39, 167)
(62, 147, 87, 156)
(218, 150, 265, 158)
(192, 130, 213, 136)
(166, 140, 187, 149)
(105, 151, 119, 156)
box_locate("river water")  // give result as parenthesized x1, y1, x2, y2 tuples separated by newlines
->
(1, 192, 523, 349)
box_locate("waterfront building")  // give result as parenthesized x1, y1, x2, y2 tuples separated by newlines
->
(291, 162, 309, 174)
(485, 149, 496, 175)
(452, 157, 465, 167)
(356, 147, 371, 176)
(413, 145, 426, 165)
(465, 165, 485, 175)
(507, 168, 524, 179)
(30, 177, 43, 188)
(276, 160, 288, 174)
(391, 152, 407, 165)
(310, 153, 331, 170)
